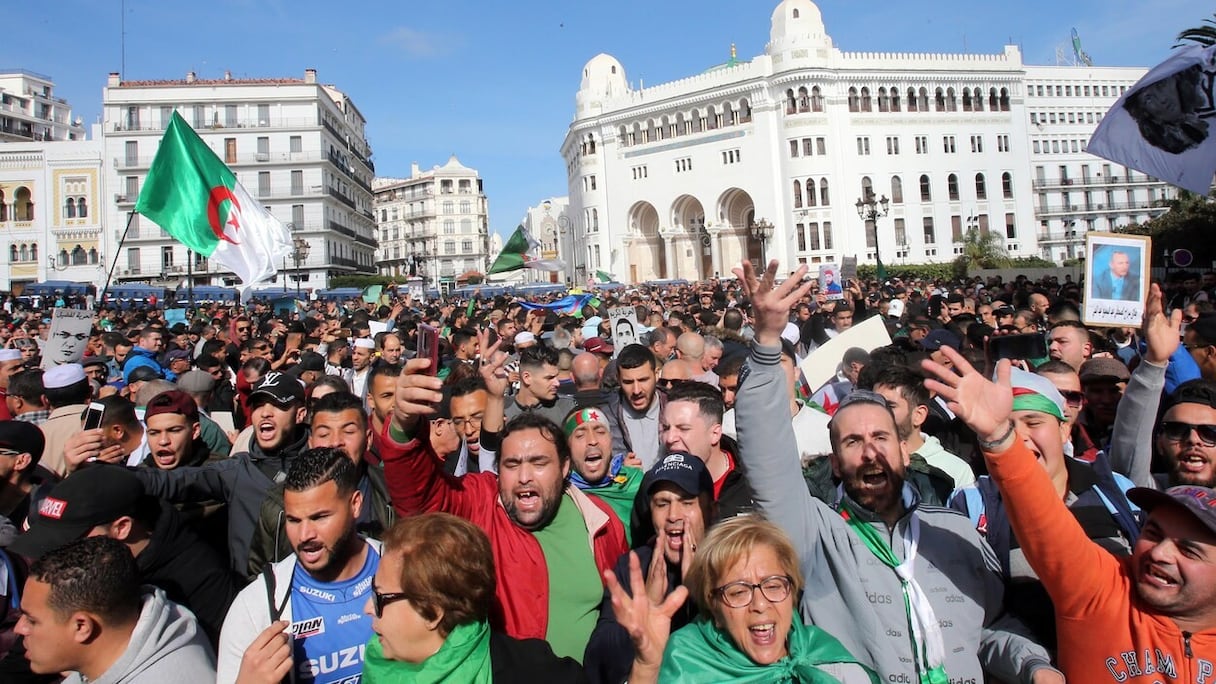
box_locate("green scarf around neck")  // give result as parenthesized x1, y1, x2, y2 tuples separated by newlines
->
(362, 619, 492, 684)
(659, 616, 879, 683)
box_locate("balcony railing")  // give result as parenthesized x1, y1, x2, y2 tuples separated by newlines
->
(327, 186, 355, 209)
(1036, 201, 1168, 215)
(327, 220, 356, 239)
(1032, 175, 1165, 190)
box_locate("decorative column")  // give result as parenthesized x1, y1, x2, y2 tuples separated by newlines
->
(707, 223, 724, 278)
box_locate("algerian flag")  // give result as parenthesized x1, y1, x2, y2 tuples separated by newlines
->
(135, 112, 293, 296)
(488, 226, 564, 274)
(595, 270, 615, 283)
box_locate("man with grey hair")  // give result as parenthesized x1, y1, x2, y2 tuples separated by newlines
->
(691, 335, 723, 387)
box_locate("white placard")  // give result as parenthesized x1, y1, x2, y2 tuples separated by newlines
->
(1083, 232, 1150, 328)
(819, 263, 844, 301)
(797, 315, 892, 392)
(41, 308, 93, 369)
(608, 306, 640, 358)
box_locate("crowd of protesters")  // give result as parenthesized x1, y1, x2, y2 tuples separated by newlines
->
(0, 263, 1212, 683)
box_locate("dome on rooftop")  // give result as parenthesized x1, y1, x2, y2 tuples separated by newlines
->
(768, 0, 832, 56)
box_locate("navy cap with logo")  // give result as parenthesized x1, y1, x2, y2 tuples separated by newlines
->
(1128, 485, 1216, 537)
(641, 451, 714, 498)
(9, 465, 145, 560)
(249, 371, 306, 407)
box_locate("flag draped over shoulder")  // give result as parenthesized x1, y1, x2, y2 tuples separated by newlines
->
(517, 294, 593, 316)
(135, 112, 293, 295)
(488, 226, 564, 274)
(1087, 44, 1216, 194)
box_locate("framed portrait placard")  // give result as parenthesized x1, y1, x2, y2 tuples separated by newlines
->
(1083, 232, 1151, 328)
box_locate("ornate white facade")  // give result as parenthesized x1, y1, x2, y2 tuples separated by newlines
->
(0, 70, 85, 143)
(373, 156, 489, 288)
(562, 0, 1160, 281)
(101, 68, 377, 290)
(520, 197, 578, 284)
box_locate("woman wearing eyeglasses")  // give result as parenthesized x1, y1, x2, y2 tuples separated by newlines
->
(609, 515, 875, 683)
(361, 513, 585, 683)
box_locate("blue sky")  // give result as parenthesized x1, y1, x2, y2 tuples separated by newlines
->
(1, 0, 1208, 241)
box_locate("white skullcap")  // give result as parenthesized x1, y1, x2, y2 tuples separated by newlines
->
(44, 363, 86, 389)
(0, 349, 21, 362)
(887, 299, 905, 319)
(514, 331, 536, 345)
(353, 338, 376, 350)
(781, 322, 800, 346)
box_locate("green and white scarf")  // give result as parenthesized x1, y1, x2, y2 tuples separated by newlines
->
(361, 619, 492, 684)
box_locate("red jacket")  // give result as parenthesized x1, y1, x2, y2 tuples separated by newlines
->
(379, 422, 627, 641)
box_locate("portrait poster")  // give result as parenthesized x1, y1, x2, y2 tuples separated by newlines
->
(1084, 232, 1151, 328)
(819, 263, 844, 301)
(608, 306, 639, 358)
(41, 308, 94, 369)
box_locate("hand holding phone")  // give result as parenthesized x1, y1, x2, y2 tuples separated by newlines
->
(417, 324, 440, 376)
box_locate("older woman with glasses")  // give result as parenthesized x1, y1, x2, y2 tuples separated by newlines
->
(362, 513, 585, 683)
(609, 515, 875, 683)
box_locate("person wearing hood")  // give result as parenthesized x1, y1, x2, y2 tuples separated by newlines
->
(131, 371, 311, 579)
(15, 536, 215, 684)
(10, 464, 236, 646)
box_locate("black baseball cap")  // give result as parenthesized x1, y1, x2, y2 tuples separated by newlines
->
(10, 465, 144, 560)
(641, 452, 713, 498)
(1128, 486, 1216, 537)
(248, 371, 306, 408)
(0, 421, 44, 462)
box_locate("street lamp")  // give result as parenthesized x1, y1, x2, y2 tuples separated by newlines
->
(855, 193, 891, 269)
(749, 218, 774, 265)
(292, 236, 311, 297)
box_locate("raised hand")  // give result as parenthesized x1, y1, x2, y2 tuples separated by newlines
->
(731, 260, 813, 347)
(605, 552, 690, 684)
(393, 357, 444, 436)
(644, 534, 669, 605)
(1143, 283, 1182, 365)
(921, 346, 1014, 445)
(476, 329, 510, 397)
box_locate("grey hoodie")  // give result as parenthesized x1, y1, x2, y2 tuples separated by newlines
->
(736, 341, 1056, 683)
(63, 587, 216, 684)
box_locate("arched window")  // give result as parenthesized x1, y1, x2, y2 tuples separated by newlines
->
(89, 247, 99, 264)
(891, 176, 904, 204)
(1002, 172, 1014, 199)
(810, 86, 823, 112)
(934, 88, 946, 112)
(707, 106, 720, 130)
(77, 198, 87, 218)
(738, 98, 752, 122)
(690, 110, 702, 133)
(948, 174, 960, 201)
(786, 89, 797, 115)
(918, 88, 929, 111)
(973, 87, 984, 112)
(14, 187, 32, 221)
(19, 245, 28, 262)
(946, 87, 957, 111)
(8, 245, 16, 262)
(64, 199, 76, 218)
(646, 118, 657, 141)
(30, 244, 36, 261)
(58, 249, 67, 266)
(877, 87, 889, 112)
(659, 115, 671, 140)
(989, 87, 999, 110)
(861, 177, 874, 203)
(630, 122, 641, 145)
(793, 180, 803, 209)
(806, 179, 817, 207)
(975, 173, 988, 200)
(819, 178, 830, 206)
(792, 8, 800, 18)
(890, 87, 901, 111)
(798, 87, 811, 113)
(848, 87, 860, 113)
(860, 87, 872, 112)
(675, 112, 687, 135)
(591, 209, 599, 230)
(618, 125, 628, 146)
(72, 245, 87, 266)
(962, 89, 973, 111)
(907, 87, 918, 112)
(919, 174, 932, 202)
(999, 88, 1010, 111)
(723, 102, 736, 126)
(586, 133, 596, 155)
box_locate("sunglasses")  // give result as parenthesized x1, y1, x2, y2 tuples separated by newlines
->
(1159, 421, 1216, 447)
(371, 589, 409, 618)
(1059, 390, 1085, 407)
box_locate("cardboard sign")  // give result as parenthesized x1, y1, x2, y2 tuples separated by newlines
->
(608, 306, 640, 358)
(42, 308, 94, 369)
(840, 256, 858, 283)
(820, 263, 844, 301)
(798, 315, 892, 392)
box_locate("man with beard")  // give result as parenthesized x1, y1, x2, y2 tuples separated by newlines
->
(219, 447, 381, 684)
(584, 452, 715, 684)
(923, 345, 1216, 680)
(380, 350, 626, 662)
(605, 344, 665, 469)
(733, 260, 1060, 683)
(564, 407, 643, 542)
(134, 371, 311, 579)
(348, 338, 375, 401)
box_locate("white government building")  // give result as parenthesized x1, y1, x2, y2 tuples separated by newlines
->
(561, 0, 1170, 283)
(101, 68, 378, 290)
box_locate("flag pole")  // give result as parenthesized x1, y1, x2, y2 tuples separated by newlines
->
(101, 211, 137, 305)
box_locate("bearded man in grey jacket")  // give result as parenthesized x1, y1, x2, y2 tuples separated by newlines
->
(732, 260, 1063, 684)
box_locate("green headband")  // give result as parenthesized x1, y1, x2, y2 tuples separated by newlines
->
(563, 408, 610, 436)
(1011, 389, 1065, 422)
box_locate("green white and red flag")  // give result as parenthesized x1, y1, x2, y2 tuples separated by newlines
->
(135, 112, 292, 296)
(488, 225, 564, 274)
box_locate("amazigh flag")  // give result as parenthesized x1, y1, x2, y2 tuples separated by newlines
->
(135, 112, 293, 295)
(488, 226, 564, 274)
(517, 294, 594, 316)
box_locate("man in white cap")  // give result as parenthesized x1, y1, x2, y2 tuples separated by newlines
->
(349, 337, 375, 401)
(0, 347, 25, 421)
(38, 363, 94, 476)
(513, 331, 537, 350)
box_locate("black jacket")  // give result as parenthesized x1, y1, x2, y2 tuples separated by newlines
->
(491, 632, 587, 683)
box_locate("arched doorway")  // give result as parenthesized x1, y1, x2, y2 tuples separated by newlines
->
(628, 201, 663, 281)
(671, 195, 708, 279)
(717, 188, 757, 269)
